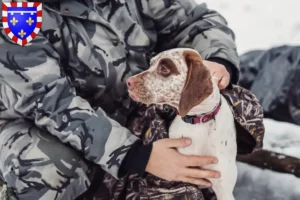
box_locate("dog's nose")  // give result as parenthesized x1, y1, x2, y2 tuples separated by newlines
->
(126, 78, 136, 90)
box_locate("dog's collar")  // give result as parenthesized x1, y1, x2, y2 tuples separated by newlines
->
(177, 99, 222, 124)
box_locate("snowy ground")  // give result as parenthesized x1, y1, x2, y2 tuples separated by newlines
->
(234, 119, 300, 200)
(263, 119, 300, 159)
(198, 1, 300, 199)
(234, 162, 300, 200)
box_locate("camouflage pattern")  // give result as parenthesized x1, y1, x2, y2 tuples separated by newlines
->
(0, 85, 264, 200)
(79, 103, 216, 200)
(79, 85, 264, 200)
(0, 0, 240, 199)
(0, 119, 94, 199)
(222, 85, 265, 152)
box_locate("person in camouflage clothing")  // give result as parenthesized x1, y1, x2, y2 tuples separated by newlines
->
(0, 0, 264, 199)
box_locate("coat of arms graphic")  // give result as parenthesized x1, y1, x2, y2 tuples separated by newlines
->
(2, 2, 42, 46)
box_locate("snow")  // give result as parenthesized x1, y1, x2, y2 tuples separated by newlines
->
(203, 0, 300, 54)
(234, 162, 300, 200)
(233, 119, 300, 200)
(263, 118, 300, 159)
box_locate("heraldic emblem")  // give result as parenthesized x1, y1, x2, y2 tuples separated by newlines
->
(2, 2, 42, 46)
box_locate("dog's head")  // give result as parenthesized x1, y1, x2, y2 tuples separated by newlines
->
(126, 48, 213, 116)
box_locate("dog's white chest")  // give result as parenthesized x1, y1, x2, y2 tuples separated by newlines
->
(169, 97, 236, 156)
(169, 97, 237, 200)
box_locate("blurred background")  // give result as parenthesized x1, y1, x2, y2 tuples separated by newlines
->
(205, 0, 300, 54)
(201, 0, 300, 199)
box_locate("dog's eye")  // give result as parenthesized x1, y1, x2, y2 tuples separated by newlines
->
(159, 64, 171, 76)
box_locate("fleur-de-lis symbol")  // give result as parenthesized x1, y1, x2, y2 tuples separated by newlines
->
(10, 17, 18, 26)
(18, 29, 26, 38)
(26, 17, 34, 26)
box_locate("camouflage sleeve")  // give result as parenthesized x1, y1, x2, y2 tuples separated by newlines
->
(139, 0, 239, 80)
(0, 29, 138, 179)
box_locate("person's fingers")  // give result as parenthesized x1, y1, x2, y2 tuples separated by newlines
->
(217, 68, 230, 89)
(180, 177, 212, 186)
(181, 155, 218, 167)
(183, 168, 221, 179)
(161, 138, 192, 148)
(212, 70, 230, 89)
(212, 73, 222, 83)
(218, 75, 229, 89)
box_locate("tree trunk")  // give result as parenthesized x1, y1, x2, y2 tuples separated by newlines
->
(237, 150, 300, 178)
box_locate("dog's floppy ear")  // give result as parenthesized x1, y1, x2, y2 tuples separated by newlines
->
(178, 50, 213, 116)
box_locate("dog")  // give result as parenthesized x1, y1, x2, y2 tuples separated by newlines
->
(126, 48, 237, 200)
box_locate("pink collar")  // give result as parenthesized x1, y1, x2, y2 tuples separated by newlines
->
(177, 99, 222, 124)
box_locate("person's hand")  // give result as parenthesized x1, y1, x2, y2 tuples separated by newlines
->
(203, 60, 230, 89)
(145, 138, 220, 187)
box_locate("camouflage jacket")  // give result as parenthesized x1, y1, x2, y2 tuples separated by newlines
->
(0, 0, 240, 179)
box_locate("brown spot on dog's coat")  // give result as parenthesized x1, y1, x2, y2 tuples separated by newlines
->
(178, 50, 213, 116)
(158, 58, 180, 77)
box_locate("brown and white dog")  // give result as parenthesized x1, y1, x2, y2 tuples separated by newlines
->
(126, 48, 237, 200)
